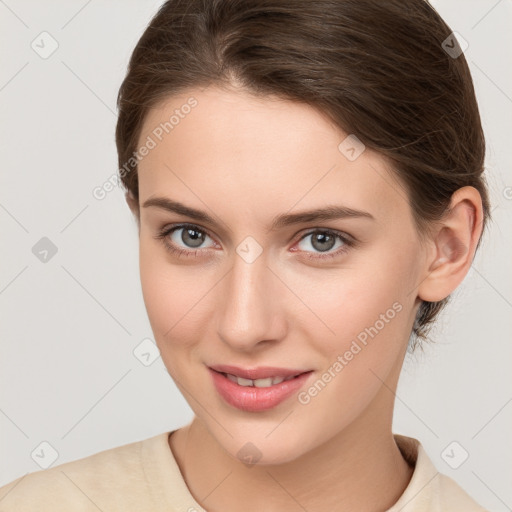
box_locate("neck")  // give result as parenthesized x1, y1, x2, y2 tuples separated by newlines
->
(169, 392, 414, 512)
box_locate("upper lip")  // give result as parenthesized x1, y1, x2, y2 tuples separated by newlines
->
(208, 364, 312, 380)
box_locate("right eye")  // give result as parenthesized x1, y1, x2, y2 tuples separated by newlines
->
(153, 223, 217, 257)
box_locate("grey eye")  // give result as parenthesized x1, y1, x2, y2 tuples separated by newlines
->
(310, 232, 336, 252)
(173, 227, 209, 248)
(298, 231, 345, 254)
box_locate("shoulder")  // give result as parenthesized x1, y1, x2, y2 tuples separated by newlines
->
(390, 434, 489, 511)
(434, 472, 489, 511)
(0, 435, 153, 512)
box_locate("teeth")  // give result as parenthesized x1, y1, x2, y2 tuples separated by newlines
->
(237, 376, 254, 386)
(226, 373, 239, 384)
(224, 373, 296, 387)
(253, 377, 273, 387)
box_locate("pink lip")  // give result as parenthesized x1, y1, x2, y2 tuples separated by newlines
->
(208, 367, 314, 412)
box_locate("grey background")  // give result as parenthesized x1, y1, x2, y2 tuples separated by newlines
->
(0, 1, 511, 510)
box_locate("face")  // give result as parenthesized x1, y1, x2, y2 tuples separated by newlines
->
(133, 85, 426, 464)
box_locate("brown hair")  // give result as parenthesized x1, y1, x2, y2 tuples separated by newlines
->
(115, 0, 491, 348)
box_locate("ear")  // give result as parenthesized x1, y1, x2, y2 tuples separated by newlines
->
(417, 186, 484, 303)
(125, 190, 140, 231)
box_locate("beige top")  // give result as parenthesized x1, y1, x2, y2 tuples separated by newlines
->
(0, 431, 487, 511)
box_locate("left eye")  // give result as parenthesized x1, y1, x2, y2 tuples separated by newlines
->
(296, 230, 351, 256)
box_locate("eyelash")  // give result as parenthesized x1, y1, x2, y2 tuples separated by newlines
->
(153, 223, 355, 261)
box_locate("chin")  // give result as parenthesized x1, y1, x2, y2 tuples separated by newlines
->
(228, 440, 306, 467)
(208, 420, 316, 467)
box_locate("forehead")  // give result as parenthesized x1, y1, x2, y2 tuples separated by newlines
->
(137, 86, 410, 227)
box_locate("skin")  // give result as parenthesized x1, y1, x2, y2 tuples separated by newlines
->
(126, 84, 483, 512)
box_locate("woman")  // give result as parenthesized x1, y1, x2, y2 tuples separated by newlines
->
(0, 0, 491, 510)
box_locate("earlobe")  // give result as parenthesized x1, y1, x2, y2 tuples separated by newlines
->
(417, 186, 483, 303)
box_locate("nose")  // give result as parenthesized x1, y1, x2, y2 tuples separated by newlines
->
(216, 249, 286, 352)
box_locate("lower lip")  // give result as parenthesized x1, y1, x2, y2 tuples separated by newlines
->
(208, 368, 313, 412)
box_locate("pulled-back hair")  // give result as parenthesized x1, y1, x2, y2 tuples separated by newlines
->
(115, 0, 491, 347)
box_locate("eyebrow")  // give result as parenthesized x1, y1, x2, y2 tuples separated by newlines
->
(142, 196, 375, 232)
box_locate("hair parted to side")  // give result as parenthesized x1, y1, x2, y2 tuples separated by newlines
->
(115, 0, 491, 349)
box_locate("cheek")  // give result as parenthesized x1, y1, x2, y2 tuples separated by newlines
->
(297, 245, 415, 373)
(139, 240, 208, 353)
(294, 275, 409, 430)
(305, 277, 405, 365)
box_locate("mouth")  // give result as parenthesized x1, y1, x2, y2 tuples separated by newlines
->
(217, 370, 304, 388)
(207, 364, 314, 412)
(208, 364, 312, 385)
